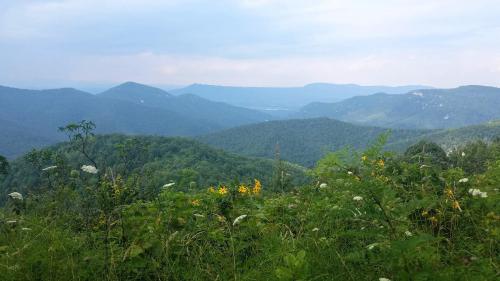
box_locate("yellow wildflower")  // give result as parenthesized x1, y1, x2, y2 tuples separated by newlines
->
(253, 179, 262, 194)
(208, 186, 215, 193)
(238, 185, 249, 194)
(191, 199, 200, 206)
(445, 188, 453, 197)
(378, 159, 385, 167)
(429, 216, 438, 224)
(452, 200, 462, 212)
(361, 155, 368, 162)
(421, 210, 429, 217)
(218, 186, 228, 195)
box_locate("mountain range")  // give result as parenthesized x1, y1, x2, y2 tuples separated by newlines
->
(171, 83, 431, 113)
(298, 85, 500, 129)
(0, 83, 271, 158)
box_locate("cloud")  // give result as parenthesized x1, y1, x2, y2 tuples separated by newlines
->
(0, 0, 499, 87)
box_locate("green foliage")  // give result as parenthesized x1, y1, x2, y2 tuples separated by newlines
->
(0, 132, 498, 280)
(404, 140, 449, 169)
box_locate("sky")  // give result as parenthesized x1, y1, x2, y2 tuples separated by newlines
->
(1, 0, 500, 89)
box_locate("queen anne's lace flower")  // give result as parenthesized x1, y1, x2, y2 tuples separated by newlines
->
(163, 182, 175, 188)
(468, 188, 488, 198)
(81, 165, 98, 174)
(232, 215, 247, 226)
(458, 178, 469, 183)
(353, 196, 363, 201)
(319, 183, 328, 188)
(8, 192, 23, 201)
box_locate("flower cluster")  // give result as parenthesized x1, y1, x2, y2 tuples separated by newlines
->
(81, 165, 98, 174)
(468, 188, 488, 198)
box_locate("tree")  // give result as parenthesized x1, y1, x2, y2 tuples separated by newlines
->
(0, 155, 9, 176)
(404, 140, 448, 169)
(59, 120, 98, 169)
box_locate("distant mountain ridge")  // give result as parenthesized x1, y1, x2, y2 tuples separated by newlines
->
(0, 83, 271, 158)
(298, 85, 500, 129)
(171, 83, 431, 111)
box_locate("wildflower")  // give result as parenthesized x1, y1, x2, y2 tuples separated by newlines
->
(469, 188, 488, 198)
(461, 152, 466, 157)
(452, 200, 462, 212)
(191, 199, 200, 206)
(367, 243, 378, 250)
(253, 179, 262, 194)
(361, 155, 368, 161)
(429, 216, 438, 224)
(238, 185, 249, 194)
(319, 183, 328, 188)
(8, 192, 23, 201)
(377, 159, 385, 167)
(216, 215, 226, 222)
(208, 186, 216, 193)
(445, 188, 453, 197)
(81, 165, 98, 174)
(347, 171, 353, 175)
(458, 178, 469, 183)
(379, 278, 391, 281)
(218, 186, 228, 195)
(405, 230, 413, 237)
(42, 165, 57, 171)
(353, 196, 363, 201)
(163, 182, 175, 188)
(232, 215, 247, 226)
(312, 227, 319, 232)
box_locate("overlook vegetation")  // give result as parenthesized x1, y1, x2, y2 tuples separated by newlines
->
(0, 125, 498, 280)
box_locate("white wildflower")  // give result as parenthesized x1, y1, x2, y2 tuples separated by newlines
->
(379, 278, 391, 281)
(312, 227, 319, 232)
(8, 192, 23, 201)
(468, 188, 488, 198)
(347, 171, 353, 175)
(81, 165, 98, 174)
(367, 243, 378, 250)
(319, 183, 328, 189)
(232, 215, 247, 226)
(163, 182, 175, 188)
(458, 178, 469, 183)
(42, 165, 57, 171)
(405, 230, 413, 237)
(353, 196, 363, 201)
(461, 152, 466, 157)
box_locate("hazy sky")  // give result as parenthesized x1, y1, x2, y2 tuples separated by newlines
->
(1, 0, 500, 88)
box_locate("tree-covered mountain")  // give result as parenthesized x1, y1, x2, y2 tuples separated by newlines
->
(0, 134, 307, 200)
(0, 83, 271, 158)
(298, 85, 500, 129)
(171, 83, 430, 112)
(387, 120, 500, 152)
(99, 82, 272, 128)
(197, 118, 428, 166)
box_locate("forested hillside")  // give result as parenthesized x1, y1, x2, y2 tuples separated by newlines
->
(198, 118, 428, 166)
(0, 133, 306, 201)
(298, 85, 500, 129)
